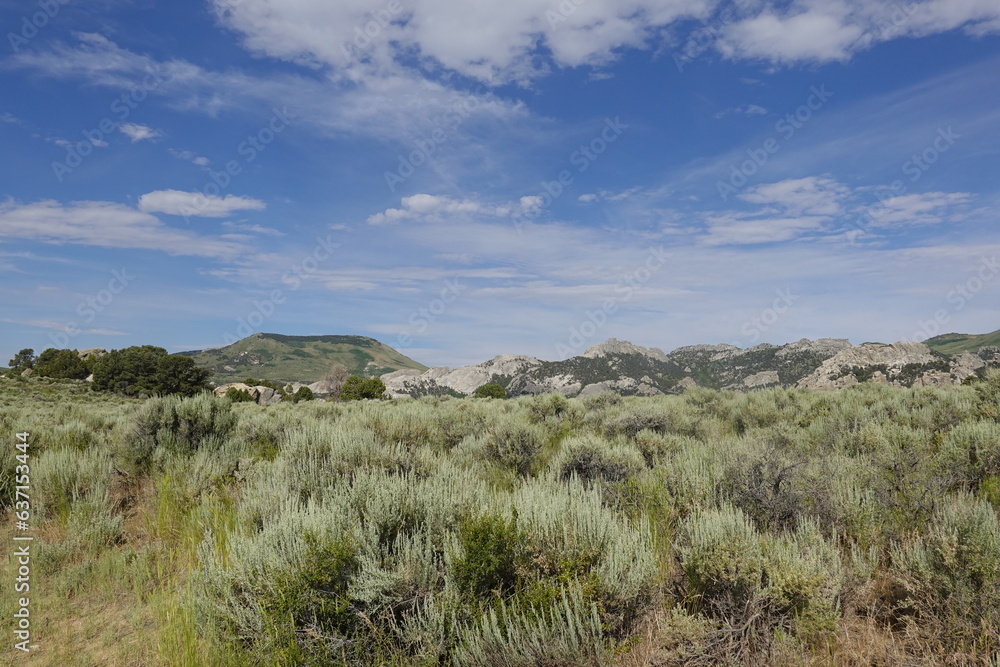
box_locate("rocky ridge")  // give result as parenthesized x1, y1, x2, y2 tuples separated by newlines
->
(381, 337, 999, 398)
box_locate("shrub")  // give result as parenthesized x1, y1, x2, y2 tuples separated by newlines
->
(292, 386, 314, 402)
(679, 506, 843, 651)
(224, 387, 255, 402)
(473, 382, 506, 399)
(124, 394, 237, 471)
(890, 494, 1000, 653)
(341, 375, 386, 400)
(483, 420, 546, 476)
(452, 512, 525, 600)
(550, 434, 644, 485)
(453, 584, 609, 667)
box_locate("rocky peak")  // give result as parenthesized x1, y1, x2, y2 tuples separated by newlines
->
(582, 338, 668, 361)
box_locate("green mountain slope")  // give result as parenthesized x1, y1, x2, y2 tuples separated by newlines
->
(925, 329, 1000, 355)
(177, 333, 427, 385)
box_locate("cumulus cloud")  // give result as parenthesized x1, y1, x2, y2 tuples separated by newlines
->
(208, 0, 1000, 79)
(137, 190, 266, 218)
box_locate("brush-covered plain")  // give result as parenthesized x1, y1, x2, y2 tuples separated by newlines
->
(1, 373, 999, 665)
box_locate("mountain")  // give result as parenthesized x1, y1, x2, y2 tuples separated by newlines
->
(177, 333, 427, 385)
(924, 328, 1000, 355)
(382, 336, 1000, 398)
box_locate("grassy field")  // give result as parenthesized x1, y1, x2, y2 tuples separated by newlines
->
(1, 373, 999, 666)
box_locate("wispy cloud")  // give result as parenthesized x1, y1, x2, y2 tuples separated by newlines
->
(119, 122, 161, 142)
(0, 198, 247, 258)
(138, 190, 266, 218)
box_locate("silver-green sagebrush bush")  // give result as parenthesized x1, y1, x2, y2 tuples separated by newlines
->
(890, 493, 1000, 652)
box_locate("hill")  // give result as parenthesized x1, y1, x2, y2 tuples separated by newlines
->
(177, 333, 427, 385)
(382, 336, 1000, 398)
(925, 328, 1000, 355)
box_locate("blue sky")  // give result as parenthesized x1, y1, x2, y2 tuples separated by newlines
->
(1, 0, 999, 367)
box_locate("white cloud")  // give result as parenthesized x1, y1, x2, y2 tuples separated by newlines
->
(119, 122, 162, 142)
(7, 34, 532, 145)
(693, 177, 974, 245)
(859, 191, 972, 227)
(222, 221, 285, 236)
(208, 0, 1000, 78)
(209, 0, 716, 84)
(701, 213, 827, 245)
(714, 104, 769, 119)
(138, 190, 266, 218)
(168, 148, 210, 166)
(578, 193, 598, 203)
(717, 0, 1000, 65)
(367, 194, 536, 225)
(739, 176, 850, 216)
(0, 198, 246, 258)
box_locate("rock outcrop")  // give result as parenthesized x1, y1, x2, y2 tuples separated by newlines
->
(213, 382, 282, 404)
(381, 336, 999, 399)
(795, 341, 969, 390)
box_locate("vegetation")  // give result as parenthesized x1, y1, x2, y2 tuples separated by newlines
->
(1, 370, 999, 665)
(6, 348, 35, 376)
(33, 348, 91, 380)
(473, 382, 507, 399)
(177, 333, 427, 385)
(925, 327, 1000, 355)
(340, 375, 386, 401)
(92, 346, 212, 397)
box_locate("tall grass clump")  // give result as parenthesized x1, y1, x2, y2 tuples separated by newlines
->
(453, 583, 610, 667)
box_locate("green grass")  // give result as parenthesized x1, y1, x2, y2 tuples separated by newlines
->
(925, 327, 1000, 355)
(174, 332, 427, 385)
(1, 372, 999, 665)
